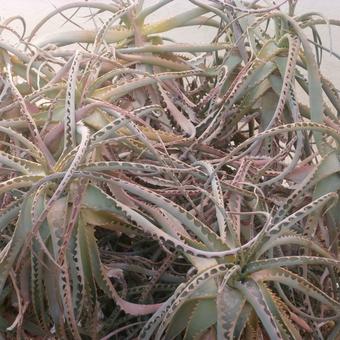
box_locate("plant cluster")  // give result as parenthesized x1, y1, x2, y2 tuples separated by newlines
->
(0, 0, 339, 339)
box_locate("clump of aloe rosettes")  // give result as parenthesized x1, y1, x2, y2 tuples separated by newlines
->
(0, 0, 339, 339)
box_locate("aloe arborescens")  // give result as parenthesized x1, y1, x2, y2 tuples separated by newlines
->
(0, 0, 339, 338)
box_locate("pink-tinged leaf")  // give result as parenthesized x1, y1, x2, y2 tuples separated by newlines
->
(289, 312, 313, 333)
(158, 84, 196, 138)
(115, 295, 162, 316)
(285, 164, 314, 183)
(25, 100, 39, 114)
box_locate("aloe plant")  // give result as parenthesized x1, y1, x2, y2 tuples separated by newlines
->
(0, 0, 339, 338)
